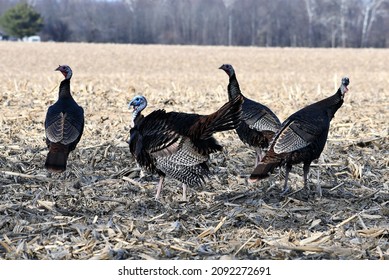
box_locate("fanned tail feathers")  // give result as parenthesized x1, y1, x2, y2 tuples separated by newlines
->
(190, 95, 243, 139)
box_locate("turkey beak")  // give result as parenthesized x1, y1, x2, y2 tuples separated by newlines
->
(54, 65, 61, 71)
(218, 65, 224, 70)
(128, 100, 137, 110)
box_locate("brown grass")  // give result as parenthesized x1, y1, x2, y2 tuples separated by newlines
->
(0, 41, 388, 260)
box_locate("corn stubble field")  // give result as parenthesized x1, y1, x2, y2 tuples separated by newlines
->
(0, 42, 388, 260)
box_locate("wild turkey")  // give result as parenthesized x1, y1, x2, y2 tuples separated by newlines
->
(44, 65, 84, 172)
(219, 64, 281, 166)
(128, 94, 243, 200)
(250, 77, 350, 196)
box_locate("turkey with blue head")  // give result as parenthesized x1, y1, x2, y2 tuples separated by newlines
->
(128, 94, 243, 200)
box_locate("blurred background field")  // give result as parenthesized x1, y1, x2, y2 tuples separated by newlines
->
(0, 41, 388, 259)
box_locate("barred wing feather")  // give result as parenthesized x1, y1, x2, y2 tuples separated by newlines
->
(273, 119, 324, 154)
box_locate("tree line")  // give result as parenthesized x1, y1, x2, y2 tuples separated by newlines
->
(0, 0, 388, 47)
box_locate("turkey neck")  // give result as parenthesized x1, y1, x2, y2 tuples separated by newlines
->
(58, 79, 73, 99)
(312, 87, 344, 119)
(228, 73, 242, 100)
(131, 109, 143, 128)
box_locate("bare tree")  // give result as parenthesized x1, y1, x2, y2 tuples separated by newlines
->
(360, 0, 388, 47)
(304, 0, 316, 47)
(339, 0, 348, 47)
(221, 0, 235, 45)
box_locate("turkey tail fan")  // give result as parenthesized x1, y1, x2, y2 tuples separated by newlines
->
(189, 95, 243, 140)
(45, 143, 69, 172)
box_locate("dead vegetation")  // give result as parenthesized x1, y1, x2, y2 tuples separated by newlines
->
(0, 42, 388, 260)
